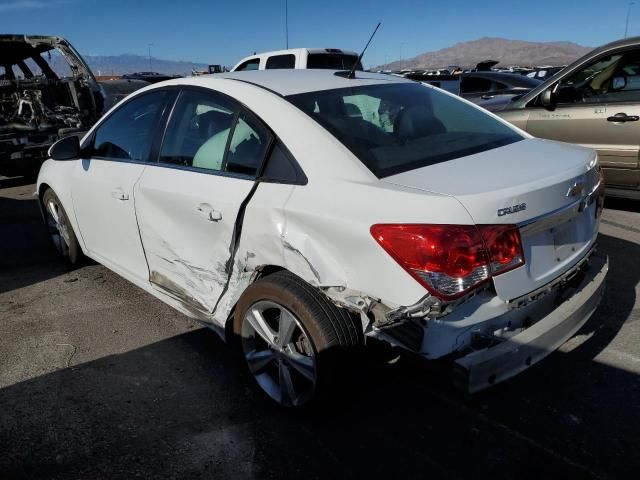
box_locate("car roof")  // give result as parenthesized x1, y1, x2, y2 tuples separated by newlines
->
(195, 69, 412, 96)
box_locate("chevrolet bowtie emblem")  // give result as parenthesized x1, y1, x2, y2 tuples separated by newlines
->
(566, 181, 584, 198)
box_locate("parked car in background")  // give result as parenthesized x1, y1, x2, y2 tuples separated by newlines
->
(0, 35, 104, 176)
(121, 72, 181, 84)
(526, 66, 565, 81)
(404, 70, 541, 111)
(39, 70, 606, 406)
(459, 71, 541, 110)
(99, 78, 150, 111)
(498, 36, 640, 199)
(231, 48, 362, 71)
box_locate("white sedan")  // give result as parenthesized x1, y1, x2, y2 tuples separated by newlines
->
(38, 70, 607, 406)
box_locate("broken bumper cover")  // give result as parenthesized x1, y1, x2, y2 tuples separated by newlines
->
(454, 253, 608, 393)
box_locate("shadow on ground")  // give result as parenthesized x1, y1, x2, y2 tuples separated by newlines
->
(1, 232, 639, 480)
(0, 192, 69, 294)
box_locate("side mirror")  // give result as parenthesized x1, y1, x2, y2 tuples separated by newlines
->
(48, 135, 80, 161)
(612, 75, 627, 91)
(541, 85, 558, 111)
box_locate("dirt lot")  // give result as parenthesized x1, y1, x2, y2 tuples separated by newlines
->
(1, 175, 640, 480)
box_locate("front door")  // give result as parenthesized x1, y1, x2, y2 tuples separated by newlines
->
(134, 88, 273, 314)
(71, 90, 172, 281)
(525, 50, 640, 189)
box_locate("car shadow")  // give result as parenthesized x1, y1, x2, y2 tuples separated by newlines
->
(604, 196, 640, 214)
(0, 194, 68, 294)
(0, 175, 38, 190)
(1, 231, 638, 480)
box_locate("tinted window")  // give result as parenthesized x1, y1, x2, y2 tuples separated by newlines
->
(159, 90, 236, 171)
(307, 54, 362, 70)
(266, 54, 295, 69)
(236, 58, 260, 71)
(224, 113, 273, 176)
(261, 141, 307, 184)
(93, 91, 168, 161)
(556, 51, 640, 104)
(287, 83, 522, 178)
(460, 77, 492, 94)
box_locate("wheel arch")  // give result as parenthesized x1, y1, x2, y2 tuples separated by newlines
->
(222, 264, 367, 344)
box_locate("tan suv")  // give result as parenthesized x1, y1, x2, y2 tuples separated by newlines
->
(497, 37, 640, 199)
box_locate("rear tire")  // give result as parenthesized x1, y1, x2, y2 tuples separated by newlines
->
(234, 270, 363, 407)
(42, 188, 81, 265)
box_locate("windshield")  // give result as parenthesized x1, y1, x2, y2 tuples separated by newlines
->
(286, 83, 523, 178)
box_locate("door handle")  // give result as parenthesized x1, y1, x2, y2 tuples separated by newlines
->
(481, 94, 495, 100)
(111, 190, 129, 201)
(607, 113, 639, 123)
(196, 204, 222, 222)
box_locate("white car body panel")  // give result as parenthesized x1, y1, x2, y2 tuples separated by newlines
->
(134, 166, 257, 314)
(71, 160, 149, 282)
(37, 71, 606, 390)
(383, 138, 601, 300)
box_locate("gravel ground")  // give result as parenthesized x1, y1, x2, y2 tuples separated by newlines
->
(1, 175, 639, 480)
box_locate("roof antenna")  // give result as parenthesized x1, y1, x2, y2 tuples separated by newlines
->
(336, 22, 381, 79)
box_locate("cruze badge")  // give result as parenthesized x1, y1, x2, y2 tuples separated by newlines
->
(566, 181, 585, 198)
(497, 203, 527, 217)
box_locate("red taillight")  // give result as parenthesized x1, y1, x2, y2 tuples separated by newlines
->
(371, 224, 524, 300)
(478, 225, 525, 275)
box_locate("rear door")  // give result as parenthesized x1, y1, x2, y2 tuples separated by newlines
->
(71, 90, 173, 282)
(525, 49, 640, 189)
(134, 87, 274, 314)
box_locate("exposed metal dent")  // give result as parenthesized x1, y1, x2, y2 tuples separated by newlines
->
(149, 271, 211, 315)
(282, 239, 321, 283)
(144, 228, 229, 313)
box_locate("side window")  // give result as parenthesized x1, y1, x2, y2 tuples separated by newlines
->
(265, 54, 296, 69)
(460, 77, 492, 94)
(261, 141, 307, 184)
(159, 90, 236, 172)
(235, 58, 260, 71)
(224, 112, 273, 176)
(554, 52, 640, 104)
(93, 91, 169, 161)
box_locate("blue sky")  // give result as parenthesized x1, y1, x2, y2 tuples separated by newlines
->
(0, 0, 636, 67)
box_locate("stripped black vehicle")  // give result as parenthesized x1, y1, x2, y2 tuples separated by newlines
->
(0, 35, 104, 176)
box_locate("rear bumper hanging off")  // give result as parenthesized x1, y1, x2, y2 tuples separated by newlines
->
(454, 253, 608, 393)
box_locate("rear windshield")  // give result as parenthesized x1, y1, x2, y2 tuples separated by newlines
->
(286, 83, 523, 178)
(307, 53, 362, 71)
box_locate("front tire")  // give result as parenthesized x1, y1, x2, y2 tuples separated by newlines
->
(234, 271, 363, 407)
(42, 188, 81, 264)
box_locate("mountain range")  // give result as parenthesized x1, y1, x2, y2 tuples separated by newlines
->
(46, 37, 594, 76)
(375, 37, 593, 71)
(81, 54, 209, 76)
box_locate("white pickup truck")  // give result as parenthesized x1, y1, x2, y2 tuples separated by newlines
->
(231, 48, 362, 72)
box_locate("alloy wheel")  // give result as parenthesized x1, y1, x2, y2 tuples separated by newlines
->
(241, 300, 317, 407)
(45, 197, 70, 257)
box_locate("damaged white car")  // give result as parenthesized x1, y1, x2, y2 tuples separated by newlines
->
(37, 70, 607, 406)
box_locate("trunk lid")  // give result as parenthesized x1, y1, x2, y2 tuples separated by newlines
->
(382, 138, 601, 300)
